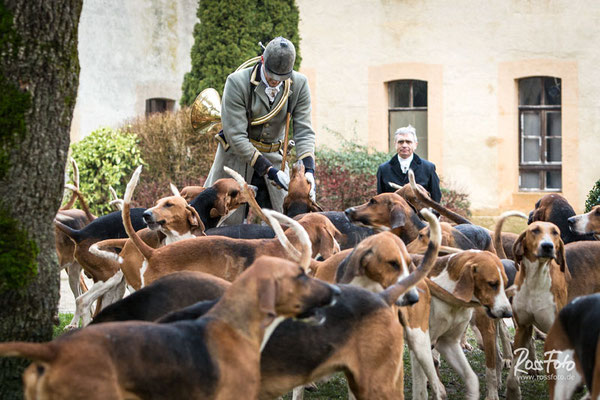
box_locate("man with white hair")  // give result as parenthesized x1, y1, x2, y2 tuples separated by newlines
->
(376, 124, 441, 201)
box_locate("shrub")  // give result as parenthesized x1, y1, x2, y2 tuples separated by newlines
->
(122, 108, 217, 207)
(315, 134, 391, 210)
(585, 179, 600, 212)
(440, 177, 472, 219)
(68, 127, 146, 215)
(314, 133, 472, 217)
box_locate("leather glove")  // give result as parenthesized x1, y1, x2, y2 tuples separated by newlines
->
(305, 171, 316, 202)
(267, 167, 290, 191)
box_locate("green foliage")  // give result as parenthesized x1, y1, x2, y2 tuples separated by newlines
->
(0, 206, 38, 292)
(316, 131, 393, 175)
(68, 127, 146, 215)
(53, 313, 73, 338)
(585, 179, 600, 212)
(0, 3, 30, 179)
(180, 0, 301, 105)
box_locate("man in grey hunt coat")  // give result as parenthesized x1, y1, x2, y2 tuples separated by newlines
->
(205, 36, 316, 225)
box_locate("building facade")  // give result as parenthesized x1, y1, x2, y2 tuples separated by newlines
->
(72, 0, 600, 214)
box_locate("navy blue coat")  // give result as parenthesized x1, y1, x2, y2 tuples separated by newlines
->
(376, 154, 442, 202)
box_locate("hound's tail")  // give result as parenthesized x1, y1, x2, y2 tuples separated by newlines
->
(263, 209, 312, 271)
(408, 169, 471, 225)
(60, 158, 80, 210)
(122, 166, 155, 261)
(89, 238, 128, 263)
(380, 208, 441, 306)
(109, 186, 124, 211)
(0, 342, 56, 363)
(493, 211, 528, 259)
(53, 218, 83, 243)
(64, 184, 95, 222)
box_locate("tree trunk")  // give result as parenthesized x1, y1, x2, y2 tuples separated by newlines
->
(0, 1, 82, 398)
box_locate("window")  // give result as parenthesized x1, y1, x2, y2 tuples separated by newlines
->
(146, 98, 175, 115)
(388, 80, 428, 158)
(518, 77, 561, 191)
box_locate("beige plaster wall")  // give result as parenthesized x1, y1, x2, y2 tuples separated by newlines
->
(297, 0, 600, 213)
(70, 0, 198, 142)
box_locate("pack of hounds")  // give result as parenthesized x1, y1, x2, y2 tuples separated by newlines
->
(1, 158, 599, 400)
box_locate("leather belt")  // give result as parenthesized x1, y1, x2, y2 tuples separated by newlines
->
(250, 139, 282, 153)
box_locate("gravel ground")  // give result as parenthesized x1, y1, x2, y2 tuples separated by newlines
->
(58, 269, 77, 314)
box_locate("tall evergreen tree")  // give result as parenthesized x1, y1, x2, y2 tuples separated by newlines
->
(181, 0, 301, 106)
(0, 1, 81, 398)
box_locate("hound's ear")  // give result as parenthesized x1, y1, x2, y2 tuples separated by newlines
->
(258, 278, 277, 328)
(512, 231, 527, 270)
(316, 225, 340, 260)
(186, 206, 205, 235)
(310, 199, 324, 212)
(210, 194, 230, 218)
(390, 205, 407, 230)
(453, 265, 475, 303)
(335, 251, 358, 284)
(556, 238, 570, 279)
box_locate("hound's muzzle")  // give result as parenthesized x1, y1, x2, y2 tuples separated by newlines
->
(142, 210, 163, 230)
(536, 241, 555, 259)
(395, 287, 420, 307)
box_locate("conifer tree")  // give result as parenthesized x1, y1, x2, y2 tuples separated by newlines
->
(181, 0, 301, 106)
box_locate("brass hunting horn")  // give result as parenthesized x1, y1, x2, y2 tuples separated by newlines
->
(190, 56, 291, 134)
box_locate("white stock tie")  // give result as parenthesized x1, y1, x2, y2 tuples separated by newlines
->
(265, 86, 279, 102)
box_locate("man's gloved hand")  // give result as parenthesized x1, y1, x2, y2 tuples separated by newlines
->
(300, 155, 317, 202)
(305, 171, 316, 202)
(267, 167, 290, 191)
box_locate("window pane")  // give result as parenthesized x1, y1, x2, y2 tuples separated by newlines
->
(413, 80, 428, 107)
(519, 77, 542, 105)
(523, 138, 541, 162)
(546, 137, 561, 162)
(522, 113, 541, 137)
(546, 170, 561, 190)
(389, 81, 410, 108)
(544, 77, 561, 105)
(520, 171, 540, 189)
(547, 112, 561, 137)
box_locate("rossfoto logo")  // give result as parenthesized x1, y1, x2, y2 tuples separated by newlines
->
(513, 348, 576, 380)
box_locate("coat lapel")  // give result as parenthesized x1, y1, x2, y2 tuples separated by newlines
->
(389, 155, 404, 181)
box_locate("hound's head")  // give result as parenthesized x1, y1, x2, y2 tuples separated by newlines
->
(239, 256, 341, 328)
(295, 213, 343, 260)
(406, 222, 455, 254)
(568, 205, 600, 239)
(528, 193, 571, 224)
(344, 193, 415, 232)
(143, 195, 204, 237)
(209, 178, 257, 219)
(443, 251, 513, 319)
(335, 231, 419, 306)
(513, 221, 566, 271)
(283, 161, 323, 217)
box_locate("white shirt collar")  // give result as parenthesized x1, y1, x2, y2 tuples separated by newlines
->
(397, 154, 414, 173)
(260, 66, 282, 102)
